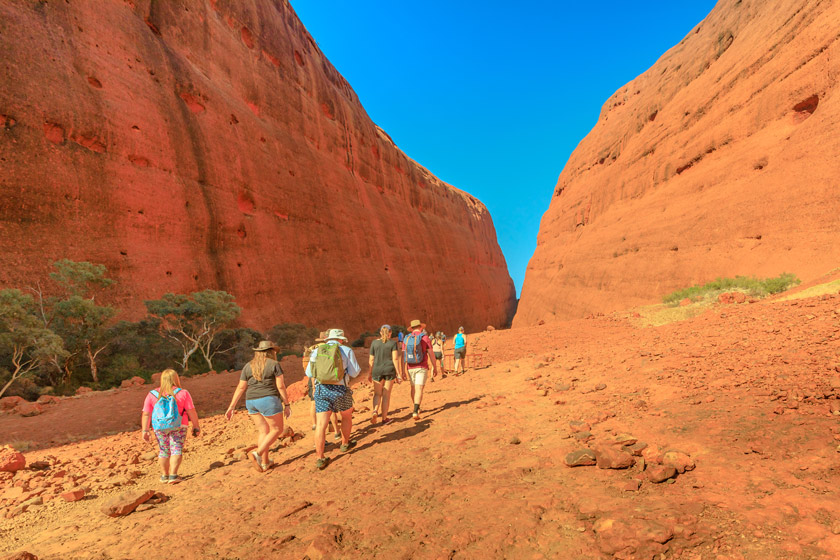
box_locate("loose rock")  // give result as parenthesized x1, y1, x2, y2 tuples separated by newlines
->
(101, 489, 156, 517)
(565, 449, 597, 467)
(0, 447, 26, 473)
(646, 465, 677, 483)
(594, 446, 635, 469)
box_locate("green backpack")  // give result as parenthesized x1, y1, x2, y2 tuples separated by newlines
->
(313, 343, 345, 385)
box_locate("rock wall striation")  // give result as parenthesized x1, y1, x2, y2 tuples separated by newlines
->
(515, 0, 840, 326)
(0, 0, 516, 334)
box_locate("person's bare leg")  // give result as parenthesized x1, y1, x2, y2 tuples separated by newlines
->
(381, 379, 394, 420)
(249, 414, 269, 468)
(414, 382, 426, 407)
(340, 409, 353, 445)
(315, 411, 332, 459)
(169, 454, 183, 476)
(310, 400, 316, 429)
(330, 413, 340, 439)
(158, 457, 170, 477)
(372, 380, 382, 422)
(258, 414, 284, 464)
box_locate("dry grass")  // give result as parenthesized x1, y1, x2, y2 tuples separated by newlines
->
(4, 440, 33, 452)
(775, 279, 840, 302)
(631, 299, 716, 327)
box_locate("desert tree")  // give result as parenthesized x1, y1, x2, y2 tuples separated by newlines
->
(145, 290, 241, 370)
(0, 289, 66, 398)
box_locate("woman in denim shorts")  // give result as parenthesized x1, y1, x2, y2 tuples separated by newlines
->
(225, 341, 291, 472)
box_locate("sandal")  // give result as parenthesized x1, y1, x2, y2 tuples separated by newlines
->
(262, 461, 276, 471)
(334, 433, 341, 441)
(340, 440, 356, 453)
(249, 451, 264, 472)
(381, 418, 392, 425)
(316, 457, 330, 470)
(371, 412, 379, 424)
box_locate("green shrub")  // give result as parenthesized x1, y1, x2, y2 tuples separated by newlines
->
(265, 323, 319, 356)
(663, 273, 800, 305)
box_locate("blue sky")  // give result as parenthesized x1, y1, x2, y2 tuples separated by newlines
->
(290, 1, 718, 296)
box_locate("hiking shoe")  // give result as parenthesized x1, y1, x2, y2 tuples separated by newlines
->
(159, 475, 169, 483)
(316, 457, 330, 470)
(249, 451, 264, 472)
(371, 412, 378, 424)
(340, 441, 356, 452)
(167, 475, 182, 484)
(412, 412, 419, 421)
(334, 433, 341, 441)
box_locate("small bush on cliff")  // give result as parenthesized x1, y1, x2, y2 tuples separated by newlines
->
(663, 273, 800, 305)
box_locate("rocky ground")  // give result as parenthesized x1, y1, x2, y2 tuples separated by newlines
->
(3, 290, 840, 559)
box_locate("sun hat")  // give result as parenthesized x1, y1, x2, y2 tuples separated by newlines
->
(409, 319, 426, 331)
(253, 340, 280, 352)
(324, 328, 348, 342)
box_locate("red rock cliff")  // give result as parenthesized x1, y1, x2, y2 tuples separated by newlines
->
(515, 0, 840, 326)
(0, 0, 516, 334)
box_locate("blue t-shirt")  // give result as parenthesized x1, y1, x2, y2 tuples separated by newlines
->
(454, 333, 466, 348)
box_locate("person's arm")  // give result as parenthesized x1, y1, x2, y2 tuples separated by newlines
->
(141, 411, 151, 442)
(345, 346, 362, 386)
(368, 345, 376, 382)
(426, 339, 437, 377)
(225, 380, 248, 420)
(390, 349, 402, 383)
(186, 408, 201, 436)
(274, 374, 292, 418)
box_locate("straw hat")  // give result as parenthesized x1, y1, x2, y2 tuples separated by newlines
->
(408, 319, 426, 331)
(252, 340, 280, 352)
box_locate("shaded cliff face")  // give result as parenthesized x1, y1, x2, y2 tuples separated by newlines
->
(515, 0, 840, 327)
(0, 0, 516, 334)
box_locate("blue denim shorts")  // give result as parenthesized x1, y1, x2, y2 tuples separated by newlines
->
(245, 395, 284, 417)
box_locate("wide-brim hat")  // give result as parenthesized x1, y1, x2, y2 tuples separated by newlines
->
(324, 328, 348, 342)
(409, 319, 426, 330)
(253, 340, 280, 352)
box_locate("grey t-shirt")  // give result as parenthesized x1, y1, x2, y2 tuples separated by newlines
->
(240, 358, 283, 400)
(370, 339, 398, 377)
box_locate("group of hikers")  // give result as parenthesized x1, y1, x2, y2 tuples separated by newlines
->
(139, 320, 469, 477)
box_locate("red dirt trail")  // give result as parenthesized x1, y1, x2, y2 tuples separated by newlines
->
(3, 292, 840, 559)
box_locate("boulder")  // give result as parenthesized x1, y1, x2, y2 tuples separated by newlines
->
(35, 395, 61, 405)
(119, 376, 146, 389)
(0, 396, 24, 411)
(3, 552, 39, 560)
(594, 445, 635, 469)
(101, 489, 156, 517)
(0, 447, 26, 473)
(15, 402, 43, 417)
(75, 386, 93, 395)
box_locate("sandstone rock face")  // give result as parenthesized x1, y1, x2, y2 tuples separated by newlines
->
(515, 0, 840, 326)
(0, 1, 515, 335)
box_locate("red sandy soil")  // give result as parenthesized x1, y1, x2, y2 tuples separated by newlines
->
(3, 291, 840, 559)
